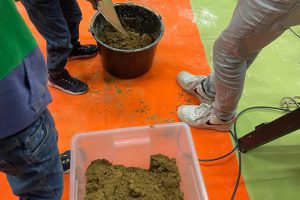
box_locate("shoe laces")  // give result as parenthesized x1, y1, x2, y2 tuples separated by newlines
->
(74, 42, 89, 52)
(194, 104, 213, 118)
(59, 71, 77, 86)
(183, 74, 201, 89)
(77, 45, 87, 51)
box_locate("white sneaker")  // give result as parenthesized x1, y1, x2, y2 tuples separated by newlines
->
(177, 104, 235, 131)
(177, 71, 214, 104)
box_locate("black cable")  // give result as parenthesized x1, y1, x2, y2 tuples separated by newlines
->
(198, 105, 291, 200)
(231, 148, 241, 200)
(230, 118, 241, 200)
(289, 28, 300, 39)
(198, 121, 240, 199)
(197, 106, 289, 163)
(236, 106, 290, 117)
(198, 130, 238, 162)
(230, 106, 290, 199)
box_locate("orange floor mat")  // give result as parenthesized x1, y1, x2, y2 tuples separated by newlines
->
(1, 0, 249, 199)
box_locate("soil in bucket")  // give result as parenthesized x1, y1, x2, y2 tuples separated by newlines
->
(90, 3, 164, 78)
(85, 154, 184, 200)
(96, 26, 153, 50)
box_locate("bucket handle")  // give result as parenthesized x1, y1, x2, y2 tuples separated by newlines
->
(126, 0, 163, 20)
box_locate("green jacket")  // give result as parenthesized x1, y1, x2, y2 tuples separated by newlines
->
(0, 0, 37, 80)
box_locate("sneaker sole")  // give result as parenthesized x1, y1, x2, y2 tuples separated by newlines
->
(48, 81, 88, 95)
(177, 107, 231, 132)
(67, 51, 98, 61)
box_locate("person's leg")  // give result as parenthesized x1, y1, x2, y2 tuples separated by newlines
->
(203, 52, 259, 99)
(59, 0, 98, 60)
(0, 109, 63, 199)
(21, 0, 71, 75)
(178, 0, 300, 130)
(59, 0, 81, 46)
(212, 0, 300, 121)
(177, 51, 259, 104)
(21, 0, 88, 95)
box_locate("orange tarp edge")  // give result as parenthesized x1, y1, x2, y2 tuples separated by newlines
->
(0, 0, 249, 199)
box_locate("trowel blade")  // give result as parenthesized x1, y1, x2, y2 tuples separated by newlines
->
(97, 0, 128, 36)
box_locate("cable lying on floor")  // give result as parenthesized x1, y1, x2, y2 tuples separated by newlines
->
(289, 28, 300, 39)
(198, 97, 300, 199)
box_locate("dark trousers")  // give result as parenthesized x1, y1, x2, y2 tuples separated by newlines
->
(21, 0, 82, 76)
(0, 109, 63, 200)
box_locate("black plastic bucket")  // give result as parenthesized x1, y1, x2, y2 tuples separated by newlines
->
(90, 3, 164, 79)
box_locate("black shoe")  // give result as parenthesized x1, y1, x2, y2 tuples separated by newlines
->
(48, 70, 88, 95)
(60, 150, 71, 174)
(68, 42, 98, 60)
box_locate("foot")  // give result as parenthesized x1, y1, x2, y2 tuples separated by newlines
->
(68, 42, 98, 60)
(177, 103, 235, 131)
(48, 70, 88, 95)
(60, 150, 71, 174)
(177, 71, 214, 104)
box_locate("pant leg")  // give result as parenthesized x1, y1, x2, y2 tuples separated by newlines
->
(59, 0, 82, 46)
(205, 0, 300, 121)
(0, 109, 63, 200)
(203, 52, 259, 98)
(21, 0, 72, 75)
(202, 21, 260, 99)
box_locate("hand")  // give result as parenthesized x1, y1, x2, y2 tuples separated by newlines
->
(87, 0, 100, 10)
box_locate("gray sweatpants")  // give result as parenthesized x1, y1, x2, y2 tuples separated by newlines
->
(202, 0, 300, 121)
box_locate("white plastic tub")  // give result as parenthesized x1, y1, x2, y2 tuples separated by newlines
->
(70, 122, 208, 200)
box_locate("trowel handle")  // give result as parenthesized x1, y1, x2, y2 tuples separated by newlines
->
(96, 0, 101, 11)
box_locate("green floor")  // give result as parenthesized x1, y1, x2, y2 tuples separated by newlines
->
(190, 0, 300, 199)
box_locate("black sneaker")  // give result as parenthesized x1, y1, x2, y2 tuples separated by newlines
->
(68, 42, 98, 60)
(60, 150, 71, 174)
(48, 70, 88, 95)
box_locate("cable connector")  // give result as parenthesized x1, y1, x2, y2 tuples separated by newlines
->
(280, 96, 300, 111)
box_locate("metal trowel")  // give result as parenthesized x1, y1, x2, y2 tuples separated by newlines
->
(97, 0, 128, 36)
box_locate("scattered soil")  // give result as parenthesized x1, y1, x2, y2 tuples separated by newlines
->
(97, 28, 153, 50)
(85, 154, 184, 200)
